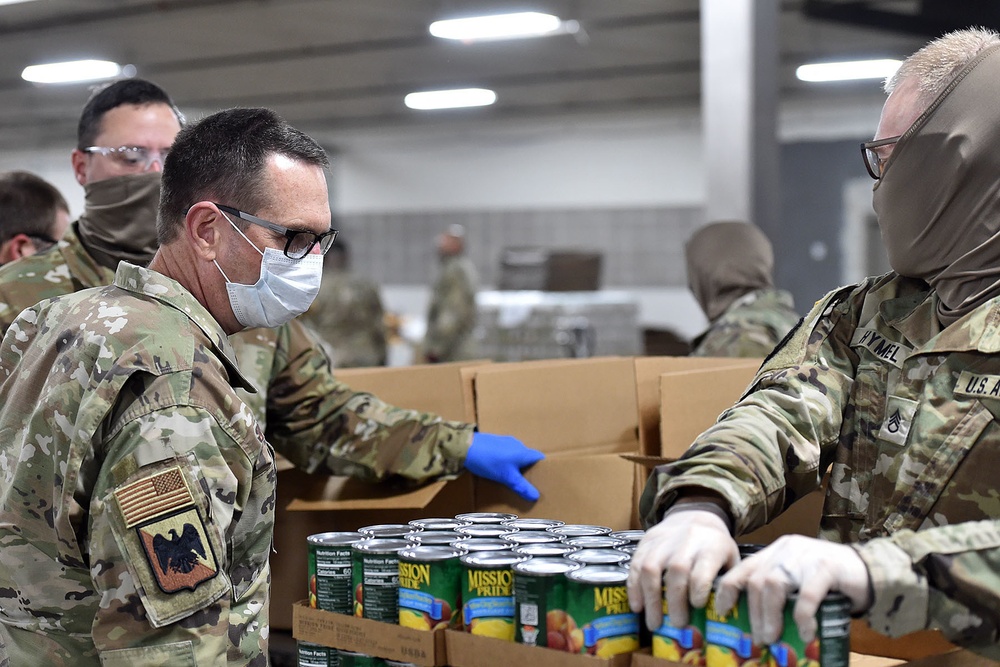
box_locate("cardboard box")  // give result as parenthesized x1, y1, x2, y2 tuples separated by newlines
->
(271, 360, 486, 629)
(293, 601, 445, 666)
(445, 629, 631, 667)
(463, 357, 652, 531)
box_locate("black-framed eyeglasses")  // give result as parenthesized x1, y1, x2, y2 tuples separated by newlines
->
(860, 135, 902, 180)
(214, 203, 338, 259)
(83, 145, 169, 171)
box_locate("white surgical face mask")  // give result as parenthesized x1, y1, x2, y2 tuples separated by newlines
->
(215, 211, 323, 329)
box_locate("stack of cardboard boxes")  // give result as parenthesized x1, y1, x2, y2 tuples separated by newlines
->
(279, 356, 981, 667)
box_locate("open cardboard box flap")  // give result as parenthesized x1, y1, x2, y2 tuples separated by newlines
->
(286, 476, 454, 511)
(445, 629, 631, 667)
(471, 357, 640, 457)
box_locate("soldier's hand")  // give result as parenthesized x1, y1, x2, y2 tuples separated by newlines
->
(713, 535, 872, 645)
(627, 507, 738, 631)
(465, 433, 544, 501)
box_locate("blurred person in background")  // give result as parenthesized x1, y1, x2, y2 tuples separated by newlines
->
(302, 235, 388, 367)
(629, 28, 1000, 661)
(0, 170, 70, 265)
(685, 220, 800, 357)
(424, 223, 479, 362)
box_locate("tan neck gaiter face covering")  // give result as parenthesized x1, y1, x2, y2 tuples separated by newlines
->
(76, 171, 161, 270)
(685, 221, 774, 322)
(872, 44, 1000, 327)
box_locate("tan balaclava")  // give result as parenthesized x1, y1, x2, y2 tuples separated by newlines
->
(685, 221, 774, 323)
(76, 171, 161, 270)
(873, 44, 1000, 327)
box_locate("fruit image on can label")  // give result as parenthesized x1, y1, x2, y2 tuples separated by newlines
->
(706, 590, 764, 667)
(652, 592, 706, 665)
(512, 557, 582, 649)
(460, 550, 529, 640)
(308, 531, 363, 614)
(351, 538, 410, 623)
(762, 593, 851, 667)
(398, 545, 465, 631)
(564, 565, 639, 658)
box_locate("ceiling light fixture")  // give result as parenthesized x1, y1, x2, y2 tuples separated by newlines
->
(430, 12, 564, 41)
(22, 59, 123, 84)
(796, 59, 902, 83)
(0, 0, 42, 6)
(404, 88, 497, 111)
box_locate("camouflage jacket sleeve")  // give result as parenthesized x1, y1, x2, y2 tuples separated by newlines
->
(262, 319, 473, 484)
(640, 280, 864, 533)
(88, 399, 273, 664)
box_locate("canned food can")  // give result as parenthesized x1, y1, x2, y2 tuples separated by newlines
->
(512, 557, 582, 648)
(408, 530, 467, 546)
(500, 517, 566, 531)
(351, 538, 411, 623)
(564, 565, 639, 657)
(297, 641, 337, 667)
(608, 529, 645, 544)
(616, 544, 637, 556)
(457, 538, 516, 552)
(456, 524, 515, 538)
(337, 650, 382, 667)
(358, 524, 415, 539)
(499, 531, 563, 546)
(566, 548, 631, 567)
(455, 512, 517, 524)
(738, 543, 765, 558)
(513, 542, 580, 558)
(547, 524, 612, 538)
(563, 535, 629, 550)
(383, 661, 418, 667)
(652, 587, 707, 664)
(408, 517, 471, 531)
(308, 531, 364, 613)
(460, 550, 530, 640)
(398, 545, 466, 631)
(705, 589, 851, 667)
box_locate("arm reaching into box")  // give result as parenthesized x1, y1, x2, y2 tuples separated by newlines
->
(465, 432, 545, 502)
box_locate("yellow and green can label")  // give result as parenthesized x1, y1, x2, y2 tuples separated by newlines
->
(564, 565, 639, 657)
(398, 545, 465, 631)
(460, 550, 529, 640)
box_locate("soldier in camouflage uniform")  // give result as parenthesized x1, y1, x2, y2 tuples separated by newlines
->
(423, 225, 479, 363)
(0, 105, 543, 662)
(685, 221, 800, 358)
(628, 28, 1000, 660)
(0, 170, 70, 265)
(302, 238, 388, 367)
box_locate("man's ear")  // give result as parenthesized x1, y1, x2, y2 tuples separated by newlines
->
(70, 149, 88, 186)
(0, 234, 38, 264)
(185, 202, 223, 261)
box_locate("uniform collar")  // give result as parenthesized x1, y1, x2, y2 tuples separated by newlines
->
(112, 262, 257, 392)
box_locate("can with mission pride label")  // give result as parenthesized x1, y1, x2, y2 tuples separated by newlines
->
(460, 550, 529, 640)
(398, 545, 466, 631)
(307, 531, 364, 612)
(297, 640, 336, 667)
(564, 565, 639, 657)
(513, 542, 580, 558)
(337, 650, 383, 667)
(652, 587, 707, 664)
(563, 535, 629, 550)
(457, 538, 516, 553)
(500, 531, 563, 546)
(351, 538, 410, 623)
(566, 548, 630, 567)
(513, 557, 582, 649)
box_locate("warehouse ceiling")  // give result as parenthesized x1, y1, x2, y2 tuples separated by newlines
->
(0, 0, 989, 150)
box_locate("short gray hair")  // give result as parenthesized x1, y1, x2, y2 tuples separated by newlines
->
(886, 27, 1000, 107)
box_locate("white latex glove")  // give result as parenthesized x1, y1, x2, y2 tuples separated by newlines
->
(627, 508, 739, 631)
(714, 534, 873, 646)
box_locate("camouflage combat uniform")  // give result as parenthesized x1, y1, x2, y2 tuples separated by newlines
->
(0, 230, 473, 663)
(690, 288, 800, 358)
(302, 269, 387, 368)
(642, 271, 1000, 657)
(424, 254, 478, 362)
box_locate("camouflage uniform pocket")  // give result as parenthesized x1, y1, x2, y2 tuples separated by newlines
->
(99, 639, 196, 666)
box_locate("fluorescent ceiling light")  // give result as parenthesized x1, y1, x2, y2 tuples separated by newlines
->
(796, 59, 901, 83)
(22, 59, 123, 84)
(0, 0, 41, 5)
(404, 88, 497, 111)
(430, 12, 563, 41)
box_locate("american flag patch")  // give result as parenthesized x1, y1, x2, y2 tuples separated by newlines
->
(115, 466, 195, 528)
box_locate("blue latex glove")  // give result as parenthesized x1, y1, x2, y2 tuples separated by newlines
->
(465, 433, 545, 502)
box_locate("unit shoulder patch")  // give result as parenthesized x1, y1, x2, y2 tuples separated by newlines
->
(114, 466, 219, 594)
